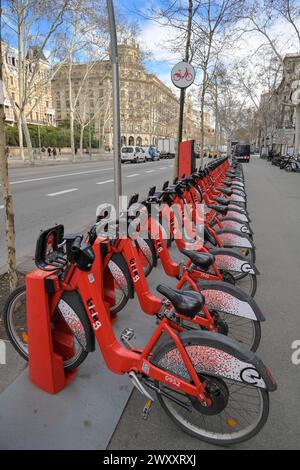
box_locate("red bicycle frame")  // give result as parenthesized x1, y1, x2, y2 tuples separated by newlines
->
(40, 238, 211, 402)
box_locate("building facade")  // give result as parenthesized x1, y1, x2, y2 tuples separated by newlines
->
(51, 41, 213, 149)
(2, 42, 55, 127)
(258, 54, 300, 155)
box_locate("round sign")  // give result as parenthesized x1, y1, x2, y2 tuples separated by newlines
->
(171, 61, 196, 89)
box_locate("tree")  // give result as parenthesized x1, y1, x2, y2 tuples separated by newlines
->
(1, 0, 70, 162)
(0, 0, 17, 290)
(192, 0, 244, 166)
(238, 0, 300, 152)
(54, 0, 110, 160)
(74, 73, 104, 158)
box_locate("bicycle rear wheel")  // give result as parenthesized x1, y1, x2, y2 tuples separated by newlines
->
(3, 285, 88, 371)
(152, 337, 269, 445)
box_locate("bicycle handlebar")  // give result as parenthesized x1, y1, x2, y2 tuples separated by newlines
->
(71, 236, 83, 254)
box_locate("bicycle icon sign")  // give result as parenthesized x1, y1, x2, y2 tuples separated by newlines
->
(171, 61, 195, 89)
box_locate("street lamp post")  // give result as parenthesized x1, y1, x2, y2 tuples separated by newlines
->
(107, 0, 122, 215)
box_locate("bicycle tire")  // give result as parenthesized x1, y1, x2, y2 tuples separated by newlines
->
(151, 334, 269, 445)
(3, 285, 88, 371)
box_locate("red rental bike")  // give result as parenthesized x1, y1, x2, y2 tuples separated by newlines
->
(4, 225, 276, 445)
(143, 183, 258, 296)
(88, 215, 264, 351)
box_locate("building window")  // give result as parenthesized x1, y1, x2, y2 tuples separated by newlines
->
(46, 101, 49, 108)
(10, 76, 14, 86)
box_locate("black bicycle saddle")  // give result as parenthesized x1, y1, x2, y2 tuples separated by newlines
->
(157, 285, 205, 318)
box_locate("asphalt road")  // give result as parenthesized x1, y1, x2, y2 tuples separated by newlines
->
(0, 159, 175, 267)
(108, 155, 300, 450)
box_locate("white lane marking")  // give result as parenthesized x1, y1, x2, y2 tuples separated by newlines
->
(46, 188, 78, 197)
(97, 179, 114, 185)
(5, 168, 113, 186)
(0, 205, 4, 210)
(146, 170, 155, 173)
(159, 167, 167, 170)
(127, 174, 139, 178)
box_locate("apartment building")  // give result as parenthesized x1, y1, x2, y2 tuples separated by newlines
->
(2, 42, 55, 127)
(51, 41, 213, 149)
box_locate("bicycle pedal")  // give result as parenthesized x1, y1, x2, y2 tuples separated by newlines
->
(143, 399, 153, 420)
(120, 328, 135, 349)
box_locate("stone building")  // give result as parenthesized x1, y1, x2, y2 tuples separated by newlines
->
(51, 41, 213, 149)
(2, 42, 55, 127)
(258, 53, 300, 155)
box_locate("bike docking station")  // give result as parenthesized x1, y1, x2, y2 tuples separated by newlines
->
(178, 139, 197, 178)
(25, 226, 78, 394)
(26, 269, 77, 394)
(25, 226, 116, 396)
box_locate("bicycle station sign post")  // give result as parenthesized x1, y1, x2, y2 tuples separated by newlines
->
(171, 61, 196, 175)
(171, 61, 196, 89)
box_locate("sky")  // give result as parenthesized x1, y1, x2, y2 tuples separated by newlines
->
(118, 0, 187, 91)
(117, 0, 300, 99)
(2, 0, 300, 104)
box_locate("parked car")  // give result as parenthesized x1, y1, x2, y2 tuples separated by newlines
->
(142, 146, 160, 161)
(121, 146, 146, 163)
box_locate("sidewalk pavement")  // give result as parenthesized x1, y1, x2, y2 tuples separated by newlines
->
(0, 259, 169, 450)
(1, 156, 299, 449)
(107, 155, 300, 450)
(8, 153, 113, 168)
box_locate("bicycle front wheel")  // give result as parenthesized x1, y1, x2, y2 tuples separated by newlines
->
(3, 285, 88, 371)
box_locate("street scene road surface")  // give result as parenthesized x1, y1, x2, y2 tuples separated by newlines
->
(1, 0, 300, 455)
(0, 159, 175, 268)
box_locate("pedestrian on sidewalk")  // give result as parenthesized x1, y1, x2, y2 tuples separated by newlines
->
(5, 146, 10, 159)
(58, 147, 62, 157)
(47, 147, 52, 158)
(52, 147, 57, 159)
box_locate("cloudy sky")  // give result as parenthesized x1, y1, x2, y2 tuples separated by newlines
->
(118, 0, 300, 95)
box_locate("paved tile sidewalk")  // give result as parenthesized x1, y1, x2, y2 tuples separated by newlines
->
(108, 156, 300, 450)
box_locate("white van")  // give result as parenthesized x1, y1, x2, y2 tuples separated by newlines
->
(121, 146, 146, 163)
(142, 146, 160, 161)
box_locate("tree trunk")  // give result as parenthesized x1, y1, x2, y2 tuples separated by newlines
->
(199, 76, 206, 168)
(80, 125, 84, 159)
(214, 85, 219, 153)
(70, 111, 76, 162)
(17, 118, 25, 161)
(0, 34, 18, 291)
(21, 112, 34, 163)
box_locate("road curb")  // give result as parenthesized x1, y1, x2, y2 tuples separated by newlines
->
(8, 156, 113, 169)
